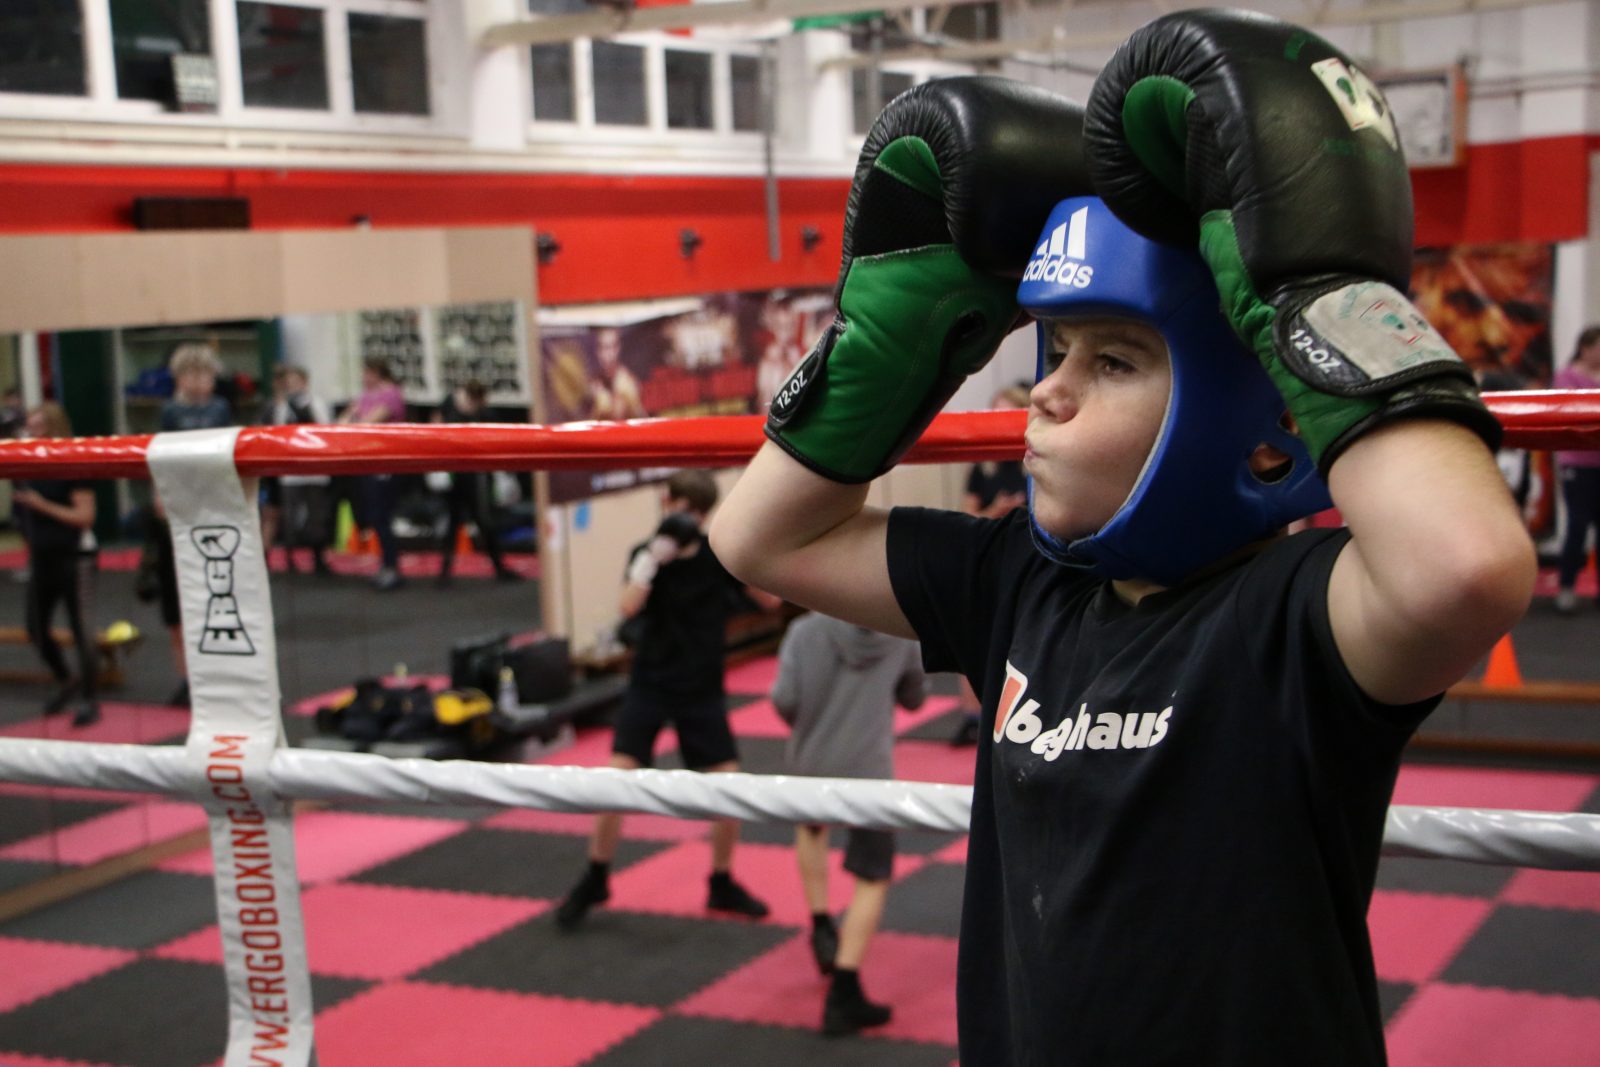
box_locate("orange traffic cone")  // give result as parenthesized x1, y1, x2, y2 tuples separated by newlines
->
(454, 524, 476, 558)
(1483, 633, 1524, 689)
(362, 530, 381, 557)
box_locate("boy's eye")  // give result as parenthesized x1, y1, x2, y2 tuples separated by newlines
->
(1042, 350, 1066, 375)
(1098, 352, 1135, 375)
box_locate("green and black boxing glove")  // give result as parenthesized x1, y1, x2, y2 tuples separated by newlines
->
(1084, 9, 1502, 473)
(766, 77, 1087, 484)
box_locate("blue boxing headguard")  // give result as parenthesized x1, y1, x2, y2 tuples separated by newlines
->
(1018, 197, 1331, 586)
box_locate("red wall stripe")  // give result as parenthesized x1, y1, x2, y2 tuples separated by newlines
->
(0, 132, 1588, 307)
(0, 165, 850, 305)
(1412, 134, 1592, 248)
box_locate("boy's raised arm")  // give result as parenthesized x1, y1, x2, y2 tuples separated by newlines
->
(1081, 11, 1534, 705)
(1326, 421, 1534, 705)
(713, 78, 1087, 633)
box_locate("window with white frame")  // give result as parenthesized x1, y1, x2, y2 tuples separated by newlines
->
(851, 69, 916, 135)
(237, 2, 330, 110)
(526, 0, 764, 139)
(348, 11, 428, 115)
(528, 0, 583, 123)
(729, 53, 762, 133)
(0, 0, 86, 96)
(110, 0, 212, 103)
(0, 0, 433, 126)
(591, 40, 647, 127)
(664, 48, 712, 130)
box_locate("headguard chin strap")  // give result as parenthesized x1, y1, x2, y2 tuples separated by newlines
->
(1017, 197, 1331, 587)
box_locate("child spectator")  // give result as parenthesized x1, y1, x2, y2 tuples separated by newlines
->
(772, 612, 925, 1035)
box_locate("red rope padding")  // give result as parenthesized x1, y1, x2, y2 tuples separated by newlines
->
(1, 391, 1598, 480)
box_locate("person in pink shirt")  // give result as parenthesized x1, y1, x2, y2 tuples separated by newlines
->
(341, 357, 408, 590)
(1553, 325, 1600, 612)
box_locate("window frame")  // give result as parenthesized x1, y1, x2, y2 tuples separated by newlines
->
(0, 0, 447, 136)
(526, 32, 765, 147)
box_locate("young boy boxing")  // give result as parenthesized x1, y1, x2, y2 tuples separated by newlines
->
(710, 13, 1534, 1066)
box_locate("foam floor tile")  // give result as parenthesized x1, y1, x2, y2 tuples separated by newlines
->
(878, 862, 967, 940)
(679, 929, 959, 1047)
(0, 793, 123, 848)
(417, 909, 794, 1005)
(482, 806, 708, 842)
(348, 826, 668, 899)
(0, 870, 217, 950)
(608, 840, 923, 927)
(1439, 905, 1600, 998)
(0, 1053, 113, 1067)
(723, 657, 779, 696)
(674, 933, 869, 1029)
(0, 957, 230, 1067)
(930, 837, 968, 865)
(0, 937, 136, 1012)
(1374, 856, 1517, 899)
(890, 695, 963, 737)
(725, 698, 793, 739)
(1391, 765, 1599, 813)
(156, 882, 545, 981)
(525, 724, 626, 767)
(0, 703, 192, 745)
(1379, 979, 1417, 1024)
(311, 980, 659, 1067)
(0, 800, 206, 866)
(1367, 890, 1495, 985)
(0, 782, 160, 805)
(589, 1015, 957, 1067)
(1498, 868, 1600, 911)
(155, 810, 469, 885)
(891, 740, 979, 787)
(1385, 983, 1600, 1067)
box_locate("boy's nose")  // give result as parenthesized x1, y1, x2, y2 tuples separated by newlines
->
(1030, 369, 1078, 422)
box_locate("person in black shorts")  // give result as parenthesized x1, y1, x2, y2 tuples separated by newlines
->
(556, 469, 781, 929)
(712, 34, 1534, 1066)
(13, 403, 101, 727)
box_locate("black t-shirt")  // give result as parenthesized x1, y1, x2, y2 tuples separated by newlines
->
(626, 532, 743, 697)
(965, 461, 1027, 511)
(15, 479, 92, 553)
(887, 508, 1438, 1067)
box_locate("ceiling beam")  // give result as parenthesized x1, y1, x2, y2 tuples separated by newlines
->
(480, 0, 988, 47)
(815, 0, 1569, 71)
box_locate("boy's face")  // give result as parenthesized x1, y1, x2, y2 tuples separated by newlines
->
(1025, 318, 1171, 541)
(178, 368, 216, 401)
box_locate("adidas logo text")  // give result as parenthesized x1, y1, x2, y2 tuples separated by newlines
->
(1022, 205, 1094, 289)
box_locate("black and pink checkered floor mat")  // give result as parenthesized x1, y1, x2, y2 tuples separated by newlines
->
(3, 654, 1600, 1066)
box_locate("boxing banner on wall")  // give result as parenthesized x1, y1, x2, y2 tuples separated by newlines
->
(1412, 242, 1554, 386)
(148, 429, 317, 1067)
(1412, 242, 1557, 537)
(540, 288, 831, 503)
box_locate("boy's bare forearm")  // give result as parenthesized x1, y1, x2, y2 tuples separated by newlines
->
(711, 441, 913, 637)
(1326, 419, 1535, 702)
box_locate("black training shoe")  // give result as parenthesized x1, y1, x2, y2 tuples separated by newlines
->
(71, 701, 101, 728)
(822, 982, 892, 1036)
(707, 876, 770, 919)
(555, 874, 610, 930)
(810, 922, 839, 975)
(43, 680, 77, 716)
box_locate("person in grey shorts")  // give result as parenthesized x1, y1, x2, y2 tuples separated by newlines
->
(772, 612, 925, 1036)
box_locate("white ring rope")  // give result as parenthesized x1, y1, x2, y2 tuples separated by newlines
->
(5, 737, 1600, 870)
